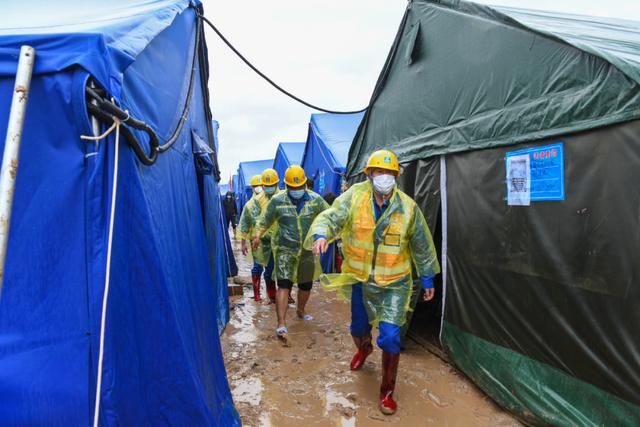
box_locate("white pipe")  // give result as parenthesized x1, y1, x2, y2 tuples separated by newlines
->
(0, 45, 35, 295)
(438, 155, 448, 344)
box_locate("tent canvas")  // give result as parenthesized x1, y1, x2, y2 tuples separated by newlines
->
(231, 173, 241, 213)
(303, 112, 364, 196)
(348, 0, 640, 425)
(237, 158, 273, 210)
(273, 142, 305, 189)
(0, 1, 239, 425)
(218, 183, 238, 278)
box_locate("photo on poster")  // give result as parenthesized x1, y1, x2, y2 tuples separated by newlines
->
(506, 154, 531, 206)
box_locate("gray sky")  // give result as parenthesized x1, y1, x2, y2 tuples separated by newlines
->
(202, 0, 639, 181)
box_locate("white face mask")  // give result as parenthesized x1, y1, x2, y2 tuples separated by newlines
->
(371, 174, 396, 196)
(254, 186, 263, 194)
(288, 189, 305, 200)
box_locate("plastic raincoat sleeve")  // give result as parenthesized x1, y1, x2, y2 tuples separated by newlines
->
(304, 188, 354, 249)
(255, 197, 279, 239)
(237, 198, 256, 240)
(409, 205, 441, 277)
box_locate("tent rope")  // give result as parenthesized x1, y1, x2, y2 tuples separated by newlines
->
(81, 116, 122, 427)
(196, 12, 367, 115)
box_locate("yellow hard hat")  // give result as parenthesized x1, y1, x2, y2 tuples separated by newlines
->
(364, 149, 400, 175)
(284, 165, 307, 187)
(250, 175, 262, 186)
(261, 168, 280, 185)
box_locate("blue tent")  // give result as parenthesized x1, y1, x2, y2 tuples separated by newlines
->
(0, 1, 239, 425)
(231, 174, 241, 212)
(302, 112, 365, 196)
(237, 158, 273, 210)
(273, 142, 305, 189)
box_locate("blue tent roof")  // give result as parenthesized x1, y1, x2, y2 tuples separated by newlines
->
(302, 112, 364, 195)
(274, 142, 305, 188)
(0, 0, 195, 97)
(231, 174, 241, 213)
(237, 159, 273, 209)
(0, 2, 239, 425)
(231, 174, 239, 192)
(238, 159, 273, 187)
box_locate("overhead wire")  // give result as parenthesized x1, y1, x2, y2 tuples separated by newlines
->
(196, 12, 368, 115)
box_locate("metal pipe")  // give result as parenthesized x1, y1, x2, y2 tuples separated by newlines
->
(0, 45, 35, 295)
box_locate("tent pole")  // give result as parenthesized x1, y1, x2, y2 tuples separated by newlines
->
(0, 45, 35, 296)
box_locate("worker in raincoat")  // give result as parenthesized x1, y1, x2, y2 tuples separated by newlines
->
(306, 149, 440, 415)
(242, 168, 280, 304)
(238, 174, 266, 301)
(253, 165, 329, 343)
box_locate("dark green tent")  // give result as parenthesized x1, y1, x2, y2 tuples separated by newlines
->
(348, 1, 640, 425)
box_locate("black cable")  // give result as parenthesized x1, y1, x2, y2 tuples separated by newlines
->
(157, 13, 202, 153)
(196, 13, 367, 115)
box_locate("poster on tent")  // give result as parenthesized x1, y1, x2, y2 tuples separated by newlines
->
(506, 142, 565, 205)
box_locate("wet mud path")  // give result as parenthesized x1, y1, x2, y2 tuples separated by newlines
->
(222, 237, 521, 426)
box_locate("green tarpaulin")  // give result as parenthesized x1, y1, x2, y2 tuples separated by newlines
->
(348, 1, 640, 425)
(348, 0, 640, 176)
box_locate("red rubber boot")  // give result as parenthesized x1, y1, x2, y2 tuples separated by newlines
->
(379, 352, 400, 415)
(350, 335, 373, 370)
(265, 279, 277, 304)
(251, 274, 262, 302)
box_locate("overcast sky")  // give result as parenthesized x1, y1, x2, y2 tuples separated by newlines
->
(201, 0, 639, 181)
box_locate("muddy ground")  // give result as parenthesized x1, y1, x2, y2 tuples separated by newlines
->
(222, 236, 521, 427)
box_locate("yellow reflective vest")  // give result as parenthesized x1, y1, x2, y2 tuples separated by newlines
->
(305, 181, 439, 286)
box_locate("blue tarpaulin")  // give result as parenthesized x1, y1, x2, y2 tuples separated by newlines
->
(218, 188, 239, 278)
(231, 174, 241, 213)
(273, 142, 305, 189)
(0, 1, 240, 425)
(302, 112, 364, 196)
(301, 112, 363, 273)
(237, 158, 273, 210)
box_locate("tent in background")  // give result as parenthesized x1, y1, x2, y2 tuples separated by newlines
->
(302, 112, 364, 196)
(273, 142, 305, 189)
(215, 144, 238, 280)
(237, 158, 273, 210)
(207, 118, 234, 329)
(0, 1, 239, 425)
(231, 174, 241, 213)
(347, 1, 640, 425)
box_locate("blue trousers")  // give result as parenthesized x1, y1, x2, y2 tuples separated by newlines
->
(350, 283, 401, 353)
(251, 256, 274, 281)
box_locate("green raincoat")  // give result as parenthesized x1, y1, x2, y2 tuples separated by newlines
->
(256, 190, 329, 283)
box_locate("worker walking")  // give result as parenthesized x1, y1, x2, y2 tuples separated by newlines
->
(253, 165, 329, 345)
(307, 149, 440, 415)
(243, 168, 282, 303)
(223, 190, 238, 239)
(237, 174, 273, 302)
